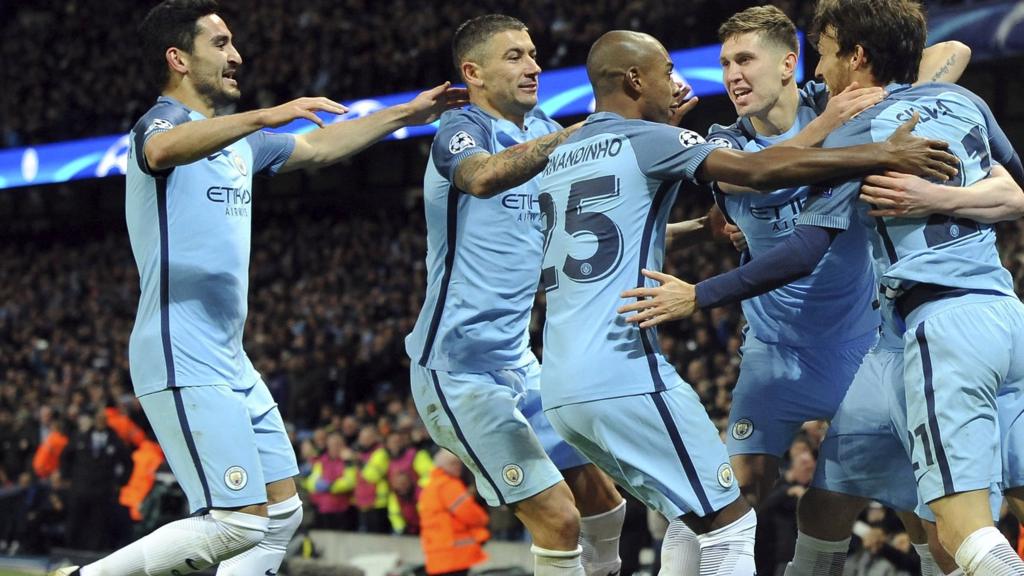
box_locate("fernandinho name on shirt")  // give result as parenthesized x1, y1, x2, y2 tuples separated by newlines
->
(543, 136, 624, 177)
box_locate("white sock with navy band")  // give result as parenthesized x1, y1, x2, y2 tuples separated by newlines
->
(954, 526, 1024, 576)
(80, 510, 267, 576)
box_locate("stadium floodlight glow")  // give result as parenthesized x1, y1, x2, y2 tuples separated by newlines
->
(0, 35, 803, 190)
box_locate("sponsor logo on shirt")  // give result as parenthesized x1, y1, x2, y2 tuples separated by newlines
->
(206, 186, 252, 217)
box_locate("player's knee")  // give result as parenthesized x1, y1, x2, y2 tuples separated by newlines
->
(210, 510, 270, 557)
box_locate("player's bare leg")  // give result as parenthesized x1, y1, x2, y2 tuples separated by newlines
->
(897, 511, 952, 576)
(681, 496, 757, 576)
(730, 453, 780, 507)
(217, 478, 302, 575)
(563, 464, 625, 576)
(513, 481, 584, 575)
(930, 490, 1024, 576)
(783, 488, 868, 576)
(923, 520, 962, 575)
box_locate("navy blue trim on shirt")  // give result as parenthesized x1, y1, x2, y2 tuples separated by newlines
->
(637, 182, 674, 391)
(650, 391, 714, 515)
(172, 387, 213, 510)
(419, 186, 460, 366)
(874, 216, 899, 265)
(156, 177, 176, 388)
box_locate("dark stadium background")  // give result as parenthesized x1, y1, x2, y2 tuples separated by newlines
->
(1, 1, 1023, 575)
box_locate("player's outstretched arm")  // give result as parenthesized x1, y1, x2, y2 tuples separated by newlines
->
(453, 123, 582, 198)
(861, 165, 1024, 223)
(917, 41, 971, 85)
(781, 82, 886, 149)
(700, 113, 959, 191)
(144, 97, 348, 172)
(282, 83, 470, 172)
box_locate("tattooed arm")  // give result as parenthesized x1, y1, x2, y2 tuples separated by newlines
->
(916, 41, 971, 85)
(454, 124, 580, 198)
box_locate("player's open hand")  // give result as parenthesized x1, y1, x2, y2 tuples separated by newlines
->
(618, 269, 697, 328)
(860, 171, 946, 217)
(669, 83, 699, 127)
(883, 112, 959, 181)
(259, 97, 349, 128)
(402, 82, 471, 125)
(820, 82, 885, 130)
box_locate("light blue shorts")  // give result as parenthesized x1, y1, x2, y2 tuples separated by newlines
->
(138, 378, 297, 514)
(410, 360, 567, 507)
(903, 294, 1024, 506)
(728, 331, 874, 457)
(813, 346, 923, 514)
(519, 361, 589, 471)
(546, 384, 739, 520)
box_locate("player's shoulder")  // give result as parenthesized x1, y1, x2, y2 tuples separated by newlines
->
(707, 119, 749, 150)
(133, 96, 192, 135)
(436, 106, 492, 132)
(798, 80, 830, 112)
(575, 112, 704, 146)
(526, 106, 561, 131)
(897, 82, 991, 115)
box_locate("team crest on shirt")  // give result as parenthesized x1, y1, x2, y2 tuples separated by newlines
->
(502, 464, 524, 487)
(449, 131, 477, 154)
(145, 118, 174, 134)
(224, 466, 248, 491)
(732, 418, 754, 440)
(718, 463, 735, 488)
(226, 150, 248, 176)
(708, 137, 733, 149)
(678, 129, 706, 147)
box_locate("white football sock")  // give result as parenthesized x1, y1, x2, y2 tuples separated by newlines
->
(954, 526, 1024, 576)
(533, 544, 586, 576)
(783, 531, 850, 576)
(217, 494, 302, 575)
(698, 508, 757, 576)
(580, 500, 625, 576)
(660, 518, 700, 576)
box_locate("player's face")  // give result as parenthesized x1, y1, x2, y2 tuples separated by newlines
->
(814, 28, 852, 95)
(477, 29, 542, 113)
(639, 46, 680, 124)
(187, 14, 243, 107)
(721, 32, 790, 118)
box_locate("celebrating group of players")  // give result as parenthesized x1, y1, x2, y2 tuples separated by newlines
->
(53, 0, 1024, 575)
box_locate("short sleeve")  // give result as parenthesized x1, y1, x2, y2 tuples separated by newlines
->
(247, 130, 296, 177)
(131, 102, 192, 176)
(799, 81, 831, 115)
(966, 90, 1023, 182)
(431, 110, 493, 183)
(626, 123, 727, 183)
(797, 121, 872, 230)
(706, 122, 750, 151)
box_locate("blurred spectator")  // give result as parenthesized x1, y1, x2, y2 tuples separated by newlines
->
(60, 409, 132, 551)
(32, 417, 68, 480)
(757, 449, 817, 576)
(354, 425, 391, 533)
(304, 431, 359, 531)
(388, 471, 420, 535)
(845, 520, 918, 576)
(418, 450, 490, 576)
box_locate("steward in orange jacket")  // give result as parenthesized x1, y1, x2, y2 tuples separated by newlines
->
(418, 450, 489, 576)
(32, 422, 68, 479)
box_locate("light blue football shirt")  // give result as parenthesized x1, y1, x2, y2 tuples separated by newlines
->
(126, 96, 295, 396)
(707, 81, 879, 347)
(538, 112, 725, 408)
(405, 105, 561, 373)
(799, 83, 1019, 299)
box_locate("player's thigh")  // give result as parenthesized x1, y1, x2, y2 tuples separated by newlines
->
(409, 363, 561, 507)
(138, 385, 266, 513)
(521, 360, 590, 471)
(813, 348, 920, 513)
(546, 385, 738, 521)
(728, 335, 868, 458)
(236, 377, 300, 488)
(903, 303, 1006, 506)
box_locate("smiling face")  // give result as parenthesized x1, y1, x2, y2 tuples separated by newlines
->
(466, 28, 541, 117)
(814, 27, 854, 96)
(720, 31, 793, 118)
(185, 14, 243, 108)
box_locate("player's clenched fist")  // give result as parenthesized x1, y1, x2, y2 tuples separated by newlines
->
(258, 97, 349, 128)
(618, 269, 698, 328)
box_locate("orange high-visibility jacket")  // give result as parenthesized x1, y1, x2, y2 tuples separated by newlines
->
(119, 440, 164, 521)
(32, 429, 68, 479)
(105, 407, 147, 448)
(417, 468, 490, 575)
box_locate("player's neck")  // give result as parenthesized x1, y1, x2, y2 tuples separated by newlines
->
(472, 95, 527, 129)
(163, 82, 216, 118)
(748, 84, 799, 137)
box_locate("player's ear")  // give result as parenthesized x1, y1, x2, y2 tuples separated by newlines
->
(624, 66, 643, 97)
(781, 51, 797, 81)
(850, 44, 869, 72)
(461, 61, 485, 88)
(166, 47, 189, 75)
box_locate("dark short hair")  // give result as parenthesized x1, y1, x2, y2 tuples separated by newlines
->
(452, 14, 528, 78)
(139, 0, 220, 90)
(718, 5, 799, 54)
(813, 0, 926, 85)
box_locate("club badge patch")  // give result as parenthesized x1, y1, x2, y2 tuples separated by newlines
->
(718, 463, 735, 488)
(732, 418, 754, 441)
(502, 464, 524, 487)
(449, 131, 477, 154)
(228, 150, 248, 176)
(224, 466, 248, 491)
